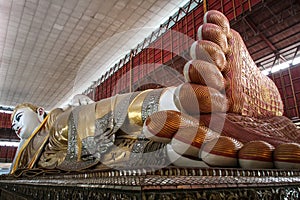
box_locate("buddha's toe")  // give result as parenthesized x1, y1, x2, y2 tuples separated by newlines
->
(190, 40, 227, 71)
(204, 10, 230, 35)
(143, 110, 200, 143)
(143, 110, 181, 143)
(200, 136, 243, 167)
(198, 23, 230, 55)
(183, 60, 225, 91)
(238, 141, 274, 169)
(201, 10, 231, 56)
(171, 125, 219, 158)
(274, 143, 300, 169)
(174, 83, 228, 114)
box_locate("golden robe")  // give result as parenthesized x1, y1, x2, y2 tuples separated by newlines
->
(34, 89, 169, 171)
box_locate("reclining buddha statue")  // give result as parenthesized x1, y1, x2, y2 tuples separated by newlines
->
(10, 10, 300, 175)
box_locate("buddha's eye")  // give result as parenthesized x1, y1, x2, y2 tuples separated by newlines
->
(15, 113, 23, 122)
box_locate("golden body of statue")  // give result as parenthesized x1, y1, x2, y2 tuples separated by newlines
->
(10, 10, 300, 175)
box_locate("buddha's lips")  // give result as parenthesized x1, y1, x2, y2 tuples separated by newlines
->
(17, 128, 21, 136)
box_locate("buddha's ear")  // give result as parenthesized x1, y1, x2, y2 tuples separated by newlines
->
(37, 107, 45, 122)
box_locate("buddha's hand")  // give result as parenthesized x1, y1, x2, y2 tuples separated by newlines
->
(68, 94, 95, 107)
(62, 94, 95, 110)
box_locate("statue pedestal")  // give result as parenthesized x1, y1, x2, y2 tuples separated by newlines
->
(1, 167, 300, 199)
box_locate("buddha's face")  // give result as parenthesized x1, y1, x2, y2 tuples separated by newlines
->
(12, 107, 44, 140)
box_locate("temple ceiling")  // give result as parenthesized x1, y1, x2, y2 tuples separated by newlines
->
(0, 0, 189, 110)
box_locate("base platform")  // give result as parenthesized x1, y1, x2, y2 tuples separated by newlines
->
(0, 167, 300, 199)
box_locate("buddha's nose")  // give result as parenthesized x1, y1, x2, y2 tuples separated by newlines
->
(11, 123, 17, 131)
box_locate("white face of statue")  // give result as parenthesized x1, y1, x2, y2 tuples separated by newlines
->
(11, 107, 45, 140)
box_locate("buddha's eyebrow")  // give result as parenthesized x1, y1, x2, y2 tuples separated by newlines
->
(15, 112, 24, 119)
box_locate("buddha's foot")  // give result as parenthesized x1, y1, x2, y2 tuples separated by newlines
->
(176, 10, 283, 118)
(143, 10, 300, 169)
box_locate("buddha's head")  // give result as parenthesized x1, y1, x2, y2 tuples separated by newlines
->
(11, 103, 46, 140)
